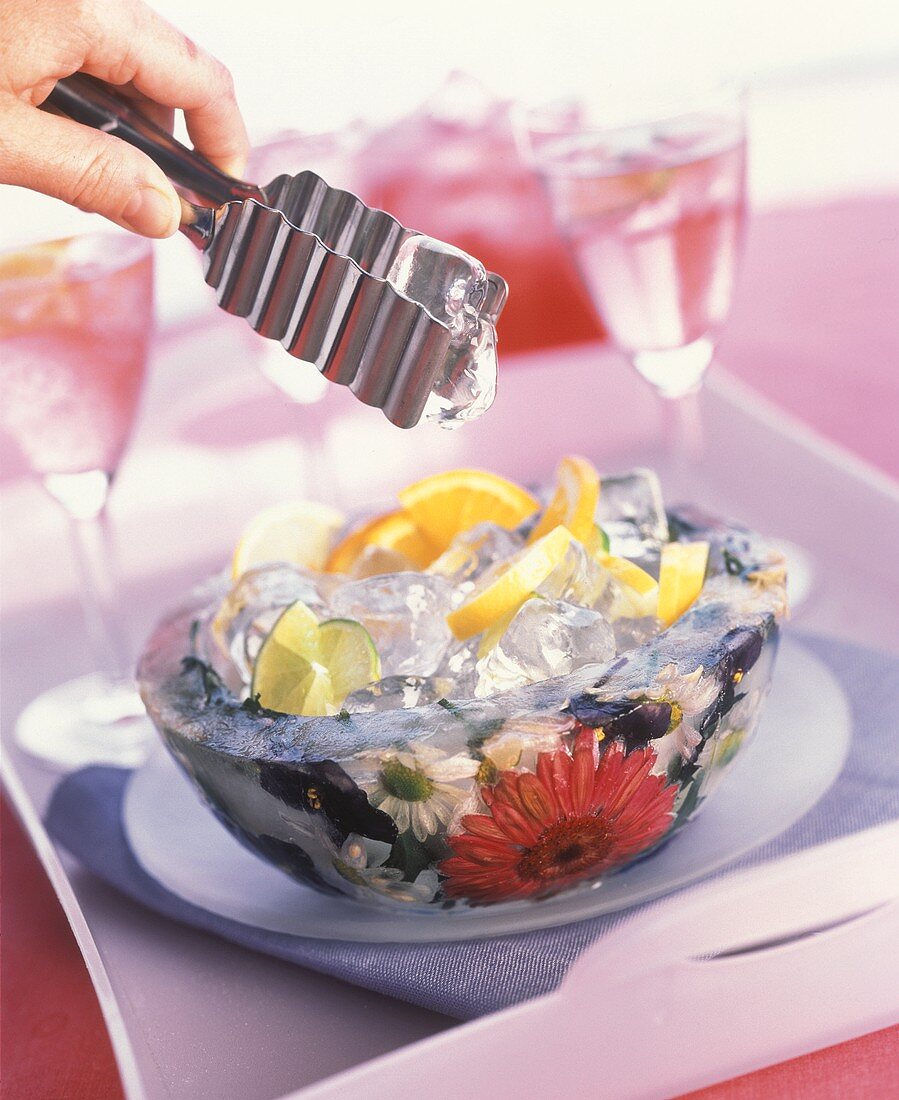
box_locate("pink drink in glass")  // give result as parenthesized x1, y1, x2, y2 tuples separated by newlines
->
(0, 234, 153, 476)
(538, 116, 746, 394)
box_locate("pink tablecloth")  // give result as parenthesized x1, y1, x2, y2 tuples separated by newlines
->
(720, 195, 899, 481)
(2, 195, 898, 1100)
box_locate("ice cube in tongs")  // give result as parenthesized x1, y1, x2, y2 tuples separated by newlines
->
(46, 74, 508, 428)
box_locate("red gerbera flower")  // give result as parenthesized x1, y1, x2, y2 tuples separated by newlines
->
(440, 728, 677, 905)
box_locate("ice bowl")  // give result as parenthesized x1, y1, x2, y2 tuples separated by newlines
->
(138, 505, 786, 913)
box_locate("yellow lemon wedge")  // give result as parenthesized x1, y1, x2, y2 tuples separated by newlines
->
(657, 541, 710, 626)
(585, 523, 611, 556)
(232, 501, 346, 579)
(251, 602, 380, 716)
(325, 510, 438, 574)
(399, 469, 539, 552)
(0, 238, 70, 282)
(595, 553, 658, 597)
(446, 526, 574, 641)
(528, 455, 600, 545)
(594, 552, 660, 618)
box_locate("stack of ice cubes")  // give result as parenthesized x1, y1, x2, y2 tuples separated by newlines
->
(207, 469, 671, 714)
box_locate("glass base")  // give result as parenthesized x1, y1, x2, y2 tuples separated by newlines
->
(632, 336, 715, 398)
(16, 672, 155, 770)
(774, 537, 816, 611)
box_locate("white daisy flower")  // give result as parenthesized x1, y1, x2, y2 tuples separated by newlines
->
(650, 663, 721, 718)
(357, 743, 480, 842)
(333, 834, 439, 904)
(640, 662, 720, 773)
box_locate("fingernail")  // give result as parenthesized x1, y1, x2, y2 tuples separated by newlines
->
(122, 186, 180, 237)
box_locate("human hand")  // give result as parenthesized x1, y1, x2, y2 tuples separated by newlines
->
(0, 0, 248, 237)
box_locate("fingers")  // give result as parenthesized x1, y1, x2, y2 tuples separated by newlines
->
(117, 82, 175, 136)
(0, 98, 181, 237)
(80, 0, 249, 177)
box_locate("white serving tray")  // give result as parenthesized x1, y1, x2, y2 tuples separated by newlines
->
(3, 324, 899, 1100)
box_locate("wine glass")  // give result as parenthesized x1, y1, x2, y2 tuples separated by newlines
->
(518, 83, 748, 477)
(0, 232, 155, 768)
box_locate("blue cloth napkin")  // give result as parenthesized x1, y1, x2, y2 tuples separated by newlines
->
(46, 633, 899, 1021)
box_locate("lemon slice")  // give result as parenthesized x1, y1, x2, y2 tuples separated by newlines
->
(657, 541, 710, 626)
(595, 552, 660, 618)
(446, 526, 574, 641)
(596, 553, 658, 597)
(251, 602, 380, 715)
(529, 455, 600, 544)
(585, 523, 610, 556)
(399, 469, 539, 552)
(326, 510, 437, 574)
(232, 501, 346, 579)
(0, 238, 70, 282)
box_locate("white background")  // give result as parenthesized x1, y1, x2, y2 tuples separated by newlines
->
(0, 0, 897, 314)
(151, 0, 899, 134)
(2, 1, 898, 220)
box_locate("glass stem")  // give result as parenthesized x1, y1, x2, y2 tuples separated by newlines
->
(44, 470, 130, 681)
(293, 391, 341, 507)
(662, 391, 705, 494)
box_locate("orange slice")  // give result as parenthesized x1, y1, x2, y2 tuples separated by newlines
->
(326, 510, 437, 574)
(399, 469, 539, 552)
(528, 455, 600, 545)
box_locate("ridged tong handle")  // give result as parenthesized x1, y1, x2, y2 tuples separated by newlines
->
(45, 73, 264, 246)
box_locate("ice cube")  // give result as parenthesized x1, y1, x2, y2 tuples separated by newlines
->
(210, 564, 336, 684)
(387, 234, 487, 340)
(597, 469, 668, 561)
(330, 572, 453, 677)
(611, 615, 661, 652)
(427, 522, 523, 594)
(423, 320, 498, 429)
(344, 675, 447, 714)
(538, 539, 610, 608)
(435, 635, 481, 697)
(475, 597, 615, 698)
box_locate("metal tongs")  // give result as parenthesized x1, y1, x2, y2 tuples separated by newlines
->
(46, 74, 508, 428)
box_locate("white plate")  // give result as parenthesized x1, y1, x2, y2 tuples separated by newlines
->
(124, 637, 851, 943)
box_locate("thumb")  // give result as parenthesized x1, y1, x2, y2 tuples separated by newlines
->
(0, 98, 181, 238)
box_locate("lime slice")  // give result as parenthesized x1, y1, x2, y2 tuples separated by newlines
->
(251, 602, 380, 716)
(317, 619, 381, 703)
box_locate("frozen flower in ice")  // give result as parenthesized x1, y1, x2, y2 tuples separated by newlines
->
(693, 690, 763, 796)
(444, 714, 578, 832)
(357, 743, 480, 842)
(746, 557, 789, 619)
(474, 713, 576, 784)
(440, 732, 677, 905)
(332, 834, 439, 904)
(628, 662, 720, 775)
(648, 663, 721, 722)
